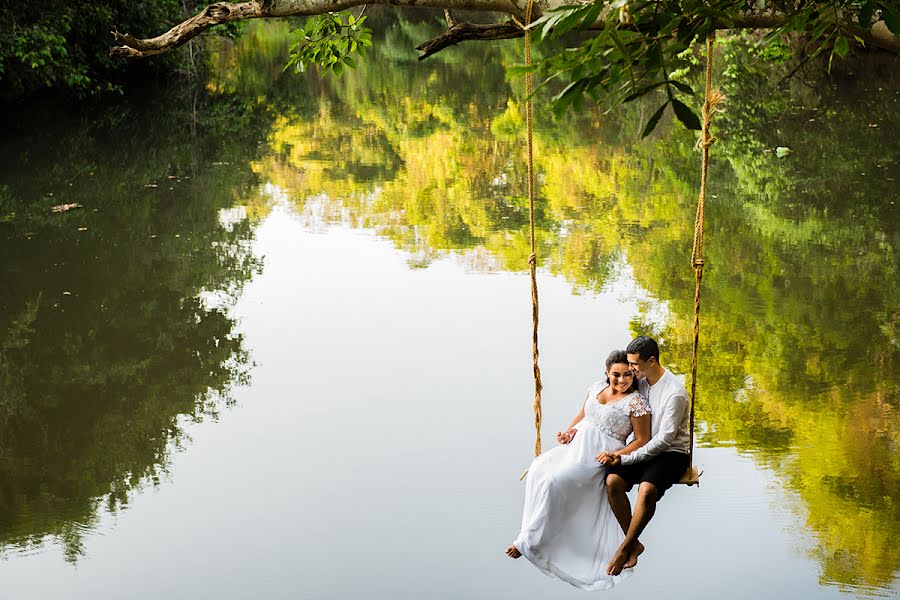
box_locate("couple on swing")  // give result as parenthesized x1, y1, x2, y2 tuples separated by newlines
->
(505, 336, 692, 591)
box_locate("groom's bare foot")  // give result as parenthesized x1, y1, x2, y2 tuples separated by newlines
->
(505, 544, 522, 559)
(623, 541, 644, 569)
(606, 545, 630, 576)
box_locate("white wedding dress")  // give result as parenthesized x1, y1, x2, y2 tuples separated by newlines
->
(514, 382, 650, 590)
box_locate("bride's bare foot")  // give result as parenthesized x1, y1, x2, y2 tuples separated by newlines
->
(505, 544, 522, 559)
(606, 545, 630, 576)
(623, 541, 644, 569)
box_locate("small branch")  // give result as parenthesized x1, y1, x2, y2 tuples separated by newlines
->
(444, 9, 459, 28)
(417, 21, 523, 60)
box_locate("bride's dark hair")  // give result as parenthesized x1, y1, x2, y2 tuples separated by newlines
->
(605, 349, 637, 392)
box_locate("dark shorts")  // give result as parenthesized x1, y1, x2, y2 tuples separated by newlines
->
(607, 452, 690, 499)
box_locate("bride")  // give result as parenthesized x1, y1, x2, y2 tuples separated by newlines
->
(505, 350, 651, 590)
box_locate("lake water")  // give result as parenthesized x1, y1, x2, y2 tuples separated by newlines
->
(0, 14, 897, 600)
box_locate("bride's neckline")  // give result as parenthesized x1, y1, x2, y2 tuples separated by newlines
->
(595, 385, 636, 406)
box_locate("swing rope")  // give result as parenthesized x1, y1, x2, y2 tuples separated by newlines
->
(523, 0, 543, 460)
(684, 32, 721, 484)
(518, 13, 718, 483)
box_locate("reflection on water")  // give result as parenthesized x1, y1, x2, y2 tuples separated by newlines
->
(0, 90, 265, 560)
(218, 16, 898, 593)
(1, 12, 897, 598)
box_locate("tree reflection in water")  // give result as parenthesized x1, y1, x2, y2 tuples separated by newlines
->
(227, 15, 898, 591)
(0, 14, 895, 592)
(0, 88, 266, 560)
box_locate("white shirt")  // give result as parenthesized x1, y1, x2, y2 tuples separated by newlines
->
(620, 368, 691, 465)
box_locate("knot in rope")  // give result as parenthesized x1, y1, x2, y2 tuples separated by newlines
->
(697, 135, 717, 150)
(528, 253, 536, 266)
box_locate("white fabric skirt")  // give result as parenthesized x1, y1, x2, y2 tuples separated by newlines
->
(513, 418, 633, 590)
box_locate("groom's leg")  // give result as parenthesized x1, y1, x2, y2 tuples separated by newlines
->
(607, 452, 690, 575)
(626, 482, 659, 545)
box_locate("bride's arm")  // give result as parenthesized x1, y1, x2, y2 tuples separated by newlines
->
(557, 405, 585, 444)
(615, 413, 651, 456)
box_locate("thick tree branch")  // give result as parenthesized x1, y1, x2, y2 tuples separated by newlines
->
(110, 0, 900, 59)
(111, 2, 264, 58)
(416, 21, 522, 59)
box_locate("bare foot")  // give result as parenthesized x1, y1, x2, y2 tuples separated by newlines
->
(505, 544, 522, 559)
(606, 546, 630, 576)
(623, 541, 644, 569)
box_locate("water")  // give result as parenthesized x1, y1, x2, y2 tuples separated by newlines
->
(0, 14, 897, 599)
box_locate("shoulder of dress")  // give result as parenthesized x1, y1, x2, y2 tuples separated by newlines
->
(628, 392, 651, 416)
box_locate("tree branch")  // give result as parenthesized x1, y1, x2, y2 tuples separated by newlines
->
(110, 0, 900, 59)
(416, 21, 522, 60)
(111, 2, 264, 58)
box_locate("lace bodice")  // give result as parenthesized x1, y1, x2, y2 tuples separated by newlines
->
(582, 383, 650, 443)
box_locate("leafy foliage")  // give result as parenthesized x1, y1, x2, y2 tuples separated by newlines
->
(284, 11, 373, 77)
(522, 0, 900, 135)
(0, 1, 196, 99)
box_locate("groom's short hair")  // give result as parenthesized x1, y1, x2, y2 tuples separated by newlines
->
(627, 336, 660, 362)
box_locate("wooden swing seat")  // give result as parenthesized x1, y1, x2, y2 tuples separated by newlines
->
(677, 464, 702, 486)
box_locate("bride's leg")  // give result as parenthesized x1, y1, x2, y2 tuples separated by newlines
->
(605, 473, 645, 569)
(605, 474, 632, 535)
(507, 450, 560, 559)
(607, 483, 658, 575)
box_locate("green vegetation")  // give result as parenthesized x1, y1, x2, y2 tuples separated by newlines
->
(0, 1, 239, 99)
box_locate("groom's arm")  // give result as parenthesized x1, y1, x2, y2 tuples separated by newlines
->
(619, 392, 689, 465)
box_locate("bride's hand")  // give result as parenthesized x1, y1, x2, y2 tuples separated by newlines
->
(556, 429, 577, 444)
(596, 453, 621, 466)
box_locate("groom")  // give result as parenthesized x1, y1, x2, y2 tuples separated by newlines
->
(597, 335, 691, 576)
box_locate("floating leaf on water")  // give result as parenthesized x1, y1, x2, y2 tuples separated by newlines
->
(51, 203, 82, 213)
(775, 147, 792, 158)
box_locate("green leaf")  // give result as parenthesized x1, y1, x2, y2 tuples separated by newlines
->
(343, 55, 357, 68)
(884, 11, 900, 35)
(858, 2, 874, 27)
(775, 146, 792, 158)
(622, 81, 666, 102)
(833, 35, 849, 58)
(669, 80, 693, 95)
(671, 98, 701, 130)
(554, 8, 590, 36)
(641, 101, 669, 138)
